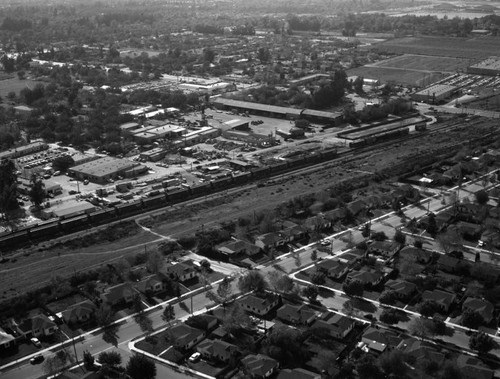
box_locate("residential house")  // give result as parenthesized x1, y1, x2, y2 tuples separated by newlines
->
(421, 289, 456, 313)
(480, 229, 500, 248)
(347, 267, 384, 286)
(100, 283, 135, 306)
(347, 199, 366, 217)
(277, 368, 320, 379)
(470, 262, 500, 282)
(339, 249, 366, 267)
(196, 339, 240, 362)
(361, 327, 402, 353)
(16, 314, 57, 338)
(462, 297, 494, 323)
(312, 312, 355, 339)
(276, 304, 317, 325)
(238, 294, 280, 316)
(135, 274, 165, 295)
(397, 337, 445, 367)
(384, 279, 417, 300)
(216, 239, 261, 258)
(168, 323, 205, 350)
(323, 208, 347, 224)
(456, 221, 483, 240)
(254, 233, 285, 251)
(280, 224, 307, 242)
(186, 314, 218, 332)
(457, 354, 494, 379)
(241, 354, 279, 378)
(0, 328, 15, 350)
(164, 261, 197, 282)
(368, 241, 401, 258)
(61, 300, 97, 325)
(399, 246, 432, 264)
(317, 259, 349, 280)
(303, 214, 330, 232)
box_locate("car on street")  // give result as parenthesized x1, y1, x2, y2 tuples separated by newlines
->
(188, 352, 201, 363)
(30, 354, 44, 364)
(31, 337, 42, 348)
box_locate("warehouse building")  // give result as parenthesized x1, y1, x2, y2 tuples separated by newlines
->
(468, 56, 500, 76)
(69, 156, 147, 183)
(131, 124, 186, 143)
(0, 142, 48, 160)
(411, 84, 457, 103)
(213, 98, 303, 120)
(41, 200, 96, 220)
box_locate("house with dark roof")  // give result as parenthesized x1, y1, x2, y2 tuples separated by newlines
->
(276, 304, 317, 325)
(421, 289, 456, 313)
(397, 337, 445, 367)
(241, 354, 279, 378)
(277, 368, 320, 379)
(254, 232, 285, 251)
(361, 327, 402, 353)
(456, 221, 483, 239)
(437, 255, 461, 273)
(196, 339, 240, 362)
(164, 261, 197, 282)
(399, 246, 432, 264)
(347, 267, 384, 286)
(61, 300, 97, 325)
(323, 208, 347, 224)
(168, 323, 205, 350)
(216, 239, 261, 257)
(347, 199, 367, 216)
(135, 274, 165, 295)
(0, 327, 15, 350)
(16, 314, 57, 338)
(316, 259, 349, 280)
(457, 354, 494, 379)
(238, 294, 280, 316)
(100, 283, 135, 306)
(339, 249, 366, 267)
(384, 279, 417, 300)
(462, 297, 494, 323)
(368, 241, 401, 258)
(312, 312, 355, 339)
(303, 214, 330, 232)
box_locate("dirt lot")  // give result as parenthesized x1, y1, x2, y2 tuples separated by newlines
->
(347, 66, 445, 86)
(369, 54, 468, 73)
(1, 117, 498, 297)
(373, 36, 500, 60)
(0, 77, 44, 98)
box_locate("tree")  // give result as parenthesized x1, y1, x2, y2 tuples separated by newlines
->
(311, 271, 326, 285)
(379, 308, 401, 325)
(0, 158, 19, 218)
(96, 303, 115, 327)
(42, 351, 69, 377)
(393, 229, 406, 245)
(302, 284, 319, 302)
(426, 213, 438, 236)
(267, 270, 294, 294)
(125, 354, 156, 379)
(83, 350, 94, 370)
(29, 174, 46, 210)
(162, 304, 175, 325)
(238, 271, 268, 293)
(257, 47, 270, 63)
(311, 250, 318, 265)
(418, 300, 440, 318)
(355, 353, 383, 379)
(378, 350, 408, 378)
(441, 362, 463, 379)
(461, 309, 485, 329)
(475, 189, 489, 205)
(52, 155, 75, 172)
(408, 317, 431, 339)
(379, 290, 398, 305)
(469, 332, 497, 354)
(146, 251, 163, 274)
(371, 231, 387, 241)
(222, 303, 251, 335)
(343, 281, 364, 297)
(98, 351, 122, 366)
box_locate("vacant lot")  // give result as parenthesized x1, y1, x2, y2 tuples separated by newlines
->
(0, 77, 43, 98)
(347, 66, 445, 86)
(373, 36, 500, 60)
(369, 54, 468, 73)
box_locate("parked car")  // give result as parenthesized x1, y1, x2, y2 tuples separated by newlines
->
(83, 179, 89, 185)
(188, 352, 201, 363)
(30, 354, 44, 364)
(31, 337, 42, 348)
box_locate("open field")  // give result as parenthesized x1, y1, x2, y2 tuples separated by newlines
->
(369, 54, 468, 73)
(0, 77, 44, 98)
(373, 36, 500, 60)
(0, 117, 498, 297)
(347, 66, 445, 86)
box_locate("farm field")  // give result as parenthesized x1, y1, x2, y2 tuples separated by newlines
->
(369, 54, 468, 73)
(347, 65, 445, 86)
(0, 77, 44, 98)
(373, 36, 500, 60)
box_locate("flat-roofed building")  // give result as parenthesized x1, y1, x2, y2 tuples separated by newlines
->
(69, 156, 147, 183)
(468, 56, 500, 76)
(0, 142, 48, 160)
(132, 124, 186, 143)
(412, 84, 457, 103)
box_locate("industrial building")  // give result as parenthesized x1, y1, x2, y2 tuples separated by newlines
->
(41, 200, 96, 220)
(411, 84, 457, 103)
(173, 127, 221, 147)
(119, 122, 141, 132)
(69, 156, 147, 183)
(139, 147, 168, 162)
(131, 124, 186, 143)
(467, 56, 500, 76)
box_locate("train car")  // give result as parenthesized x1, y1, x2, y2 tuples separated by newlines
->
(142, 194, 165, 209)
(190, 183, 212, 196)
(91, 209, 115, 224)
(166, 187, 190, 202)
(115, 201, 142, 216)
(251, 166, 269, 180)
(287, 157, 305, 169)
(0, 229, 29, 250)
(210, 176, 233, 190)
(232, 171, 252, 185)
(29, 220, 60, 238)
(268, 161, 288, 172)
(59, 214, 89, 232)
(322, 149, 337, 160)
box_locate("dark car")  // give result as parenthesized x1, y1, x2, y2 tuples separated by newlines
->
(30, 354, 44, 364)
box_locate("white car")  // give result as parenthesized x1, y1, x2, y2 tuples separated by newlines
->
(188, 352, 201, 363)
(31, 337, 42, 348)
